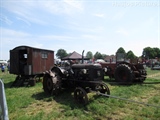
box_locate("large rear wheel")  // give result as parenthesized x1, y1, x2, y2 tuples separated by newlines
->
(114, 64, 134, 84)
(43, 71, 61, 95)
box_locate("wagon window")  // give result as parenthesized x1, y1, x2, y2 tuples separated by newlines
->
(24, 54, 27, 58)
(42, 52, 48, 58)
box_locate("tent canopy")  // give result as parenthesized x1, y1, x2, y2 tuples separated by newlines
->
(61, 51, 89, 60)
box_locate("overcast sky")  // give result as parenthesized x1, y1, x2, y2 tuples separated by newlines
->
(0, 0, 160, 60)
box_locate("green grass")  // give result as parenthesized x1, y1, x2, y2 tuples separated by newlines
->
(1, 68, 160, 120)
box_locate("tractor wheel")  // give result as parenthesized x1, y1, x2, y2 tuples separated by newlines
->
(114, 64, 133, 84)
(43, 72, 61, 95)
(74, 87, 88, 105)
(95, 82, 110, 97)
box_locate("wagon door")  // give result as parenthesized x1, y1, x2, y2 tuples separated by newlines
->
(41, 51, 48, 72)
(10, 50, 19, 74)
(32, 50, 48, 74)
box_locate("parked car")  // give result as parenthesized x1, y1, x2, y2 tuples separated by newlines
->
(151, 65, 160, 70)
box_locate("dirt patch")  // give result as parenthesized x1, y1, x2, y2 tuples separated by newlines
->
(147, 73, 160, 78)
(108, 85, 160, 119)
(24, 100, 60, 116)
(134, 90, 159, 103)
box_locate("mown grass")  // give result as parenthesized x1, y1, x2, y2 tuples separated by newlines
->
(1, 68, 160, 120)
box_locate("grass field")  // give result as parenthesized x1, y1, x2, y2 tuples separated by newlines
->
(1, 68, 160, 120)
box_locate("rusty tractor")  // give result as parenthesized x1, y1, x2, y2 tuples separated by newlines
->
(100, 53, 147, 84)
(42, 62, 110, 104)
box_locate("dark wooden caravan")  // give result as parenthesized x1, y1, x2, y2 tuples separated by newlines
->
(10, 46, 54, 87)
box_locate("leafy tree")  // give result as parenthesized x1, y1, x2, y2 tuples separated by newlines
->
(102, 54, 107, 59)
(142, 47, 160, 59)
(94, 52, 103, 59)
(126, 50, 136, 59)
(56, 49, 68, 59)
(86, 51, 93, 59)
(153, 47, 160, 58)
(116, 47, 126, 54)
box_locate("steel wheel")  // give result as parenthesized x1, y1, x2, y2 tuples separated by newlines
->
(74, 87, 88, 105)
(95, 82, 110, 97)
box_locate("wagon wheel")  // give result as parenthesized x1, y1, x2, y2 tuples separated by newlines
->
(43, 72, 61, 95)
(29, 78, 36, 86)
(34, 75, 42, 82)
(95, 82, 110, 97)
(74, 87, 88, 105)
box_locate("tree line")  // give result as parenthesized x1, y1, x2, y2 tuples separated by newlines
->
(56, 47, 160, 60)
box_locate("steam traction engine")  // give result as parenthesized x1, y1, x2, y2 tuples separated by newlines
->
(43, 62, 110, 104)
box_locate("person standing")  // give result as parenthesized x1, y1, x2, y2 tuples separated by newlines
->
(1, 64, 5, 73)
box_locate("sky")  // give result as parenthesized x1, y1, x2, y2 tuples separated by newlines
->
(0, 0, 160, 60)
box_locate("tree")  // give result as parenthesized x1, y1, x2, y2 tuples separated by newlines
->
(153, 47, 160, 58)
(142, 47, 160, 59)
(102, 54, 107, 59)
(126, 50, 136, 59)
(94, 52, 103, 59)
(86, 51, 93, 59)
(56, 49, 68, 59)
(116, 47, 126, 54)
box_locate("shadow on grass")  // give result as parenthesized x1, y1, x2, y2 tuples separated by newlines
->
(31, 88, 100, 109)
(104, 78, 160, 86)
(31, 91, 52, 100)
(4, 81, 14, 89)
(4, 80, 42, 89)
(104, 78, 133, 86)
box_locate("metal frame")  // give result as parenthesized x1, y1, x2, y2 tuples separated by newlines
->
(0, 79, 9, 120)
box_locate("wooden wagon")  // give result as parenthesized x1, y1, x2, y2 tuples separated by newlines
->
(10, 45, 54, 87)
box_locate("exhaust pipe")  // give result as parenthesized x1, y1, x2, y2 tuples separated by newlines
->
(82, 50, 84, 64)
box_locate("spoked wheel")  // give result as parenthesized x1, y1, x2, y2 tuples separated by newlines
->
(95, 82, 110, 97)
(43, 71, 61, 95)
(74, 87, 88, 105)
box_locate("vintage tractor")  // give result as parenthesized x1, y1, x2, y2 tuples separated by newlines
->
(42, 62, 110, 104)
(100, 53, 147, 84)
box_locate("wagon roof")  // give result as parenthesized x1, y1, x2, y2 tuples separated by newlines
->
(11, 45, 54, 52)
(61, 51, 89, 60)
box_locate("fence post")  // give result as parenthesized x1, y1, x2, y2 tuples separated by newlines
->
(0, 79, 9, 120)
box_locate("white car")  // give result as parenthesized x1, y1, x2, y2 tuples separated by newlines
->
(151, 65, 160, 70)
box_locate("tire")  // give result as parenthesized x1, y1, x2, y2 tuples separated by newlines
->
(43, 72, 61, 95)
(114, 64, 133, 84)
